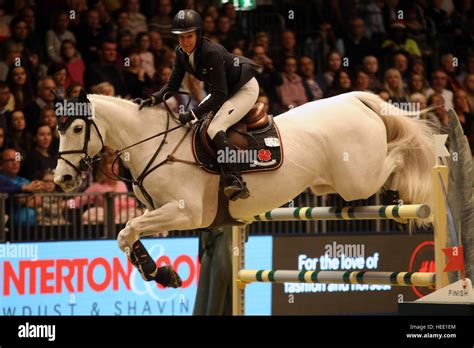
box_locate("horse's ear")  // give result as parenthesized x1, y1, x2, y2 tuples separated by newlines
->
(78, 88, 88, 103)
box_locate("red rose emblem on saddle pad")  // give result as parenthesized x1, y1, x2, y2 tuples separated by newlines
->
(257, 149, 271, 162)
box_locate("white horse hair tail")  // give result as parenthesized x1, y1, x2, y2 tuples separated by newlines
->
(352, 92, 437, 214)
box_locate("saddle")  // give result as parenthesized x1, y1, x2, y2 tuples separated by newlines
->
(193, 102, 283, 174)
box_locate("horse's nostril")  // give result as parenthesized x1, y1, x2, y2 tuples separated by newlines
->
(63, 174, 73, 183)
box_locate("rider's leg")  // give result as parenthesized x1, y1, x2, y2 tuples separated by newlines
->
(207, 77, 259, 200)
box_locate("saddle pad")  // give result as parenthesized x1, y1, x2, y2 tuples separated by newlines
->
(192, 116, 284, 174)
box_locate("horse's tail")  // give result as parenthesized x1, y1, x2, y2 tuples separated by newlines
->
(352, 92, 437, 210)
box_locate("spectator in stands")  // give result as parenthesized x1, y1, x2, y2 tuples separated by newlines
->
(6, 110, 32, 161)
(408, 72, 428, 95)
(276, 56, 308, 109)
(8, 16, 40, 55)
(0, 42, 22, 81)
(299, 56, 323, 101)
(19, 6, 40, 48)
(24, 123, 56, 180)
(353, 69, 371, 92)
(204, 4, 219, 22)
(150, 0, 174, 47)
(6, 65, 34, 110)
(335, 17, 372, 70)
(253, 32, 270, 53)
(383, 68, 408, 104)
(136, 32, 156, 79)
(425, 0, 451, 34)
(39, 106, 59, 156)
(357, 0, 386, 39)
(427, 93, 449, 132)
(126, 0, 147, 37)
(84, 40, 128, 97)
(66, 82, 83, 98)
(117, 29, 134, 62)
(148, 29, 171, 69)
(324, 69, 352, 98)
(33, 169, 69, 226)
(426, 70, 454, 110)
(23, 77, 56, 134)
(321, 50, 342, 89)
(410, 92, 440, 126)
(47, 63, 69, 97)
(453, 89, 474, 151)
(76, 8, 110, 64)
(274, 30, 299, 71)
(72, 147, 137, 224)
(221, 2, 240, 30)
(250, 44, 283, 115)
(411, 57, 427, 79)
(382, 21, 422, 58)
(0, 149, 43, 194)
(60, 39, 85, 86)
(95, 82, 115, 96)
(45, 10, 76, 63)
(113, 9, 132, 39)
(440, 53, 462, 91)
(403, 2, 436, 58)
(393, 52, 410, 87)
(216, 15, 242, 51)
(463, 73, 474, 113)
(0, 148, 43, 227)
(0, 82, 11, 132)
(362, 55, 382, 91)
(124, 48, 151, 99)
(202, 15, 216, 37)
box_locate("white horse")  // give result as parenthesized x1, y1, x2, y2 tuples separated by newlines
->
(54, 91, 435, 286)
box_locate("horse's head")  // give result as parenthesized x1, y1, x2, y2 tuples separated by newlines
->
(53, 89, 104, 191)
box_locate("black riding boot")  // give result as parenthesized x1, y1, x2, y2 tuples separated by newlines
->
(212, 131, 250, 200)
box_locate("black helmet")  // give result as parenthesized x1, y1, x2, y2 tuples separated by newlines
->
(171, 9, 203, 34)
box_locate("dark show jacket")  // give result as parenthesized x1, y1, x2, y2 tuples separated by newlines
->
(152, 37, 259, 118)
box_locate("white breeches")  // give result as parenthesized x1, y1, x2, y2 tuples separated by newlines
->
(206, 77, 259, 139)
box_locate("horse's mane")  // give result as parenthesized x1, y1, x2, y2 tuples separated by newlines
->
(87, 94, 136, 107)
(86, 94, 167, 118)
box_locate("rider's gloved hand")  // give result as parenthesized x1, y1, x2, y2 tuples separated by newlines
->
(132, 96, 156, 110)
(178, 110, 195, 125)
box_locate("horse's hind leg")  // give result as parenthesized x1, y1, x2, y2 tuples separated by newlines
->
(117, 201, 202, 288)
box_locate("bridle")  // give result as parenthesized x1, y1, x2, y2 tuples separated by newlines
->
(58, 92, 203, 209)
(57, 116, 105, 174)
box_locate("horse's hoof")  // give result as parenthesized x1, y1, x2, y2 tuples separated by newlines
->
(156, 265, 182, 288)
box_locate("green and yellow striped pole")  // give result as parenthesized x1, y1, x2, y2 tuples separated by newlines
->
(238, 270, 436, 287)
(253, 204, 431, 222)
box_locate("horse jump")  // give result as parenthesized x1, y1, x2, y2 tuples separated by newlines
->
(232, 164, 451, 315)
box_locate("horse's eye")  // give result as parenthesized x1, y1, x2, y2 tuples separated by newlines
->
(73, 126, 83, 133)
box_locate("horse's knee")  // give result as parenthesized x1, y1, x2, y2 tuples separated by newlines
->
(117, 226, 138, 252)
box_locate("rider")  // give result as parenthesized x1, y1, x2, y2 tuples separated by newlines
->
(134, 9, 260, 200)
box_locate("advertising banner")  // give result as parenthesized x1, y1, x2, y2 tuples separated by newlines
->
(272, 234, 435, 315)
(0, 236, 272, 316)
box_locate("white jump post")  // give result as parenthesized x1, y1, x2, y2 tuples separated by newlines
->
(232, 162, 451, 316)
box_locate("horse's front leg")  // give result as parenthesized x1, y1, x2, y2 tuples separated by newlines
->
(117, 201, 202, 288)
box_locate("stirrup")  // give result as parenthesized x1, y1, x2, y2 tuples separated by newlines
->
(224, 179, 250, 200)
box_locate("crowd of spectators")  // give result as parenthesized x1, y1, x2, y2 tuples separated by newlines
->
(0, 0, 473, 228)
